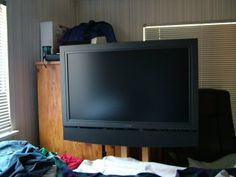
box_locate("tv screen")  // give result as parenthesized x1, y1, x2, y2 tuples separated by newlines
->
(60, 39, 198, 147)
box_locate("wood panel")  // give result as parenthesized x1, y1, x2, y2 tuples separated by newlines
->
(36, 62, 104, 159)
(7, 0, 41, 145)
(76, 0, 236, 41)
(7, 0, 77, 145)
(39, 0, 76, 27)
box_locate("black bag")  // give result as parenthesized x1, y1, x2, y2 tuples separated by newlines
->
(61, 20, 117, 45)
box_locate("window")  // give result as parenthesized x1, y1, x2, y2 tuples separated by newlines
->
(0, 3, 12, 137)
(143, 22, 236, 134)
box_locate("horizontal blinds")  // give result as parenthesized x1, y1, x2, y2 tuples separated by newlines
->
(144, 23, 236, 134)
(0, 4, 12, 135)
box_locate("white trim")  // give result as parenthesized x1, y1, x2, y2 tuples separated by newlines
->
(144, 21, 236, 29)
(143, 27, 146, 41)
(0, 130, 19, 140)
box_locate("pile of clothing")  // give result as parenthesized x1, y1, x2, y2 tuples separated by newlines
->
(0, 140, 82, 177)
(0, 141, 236, 177)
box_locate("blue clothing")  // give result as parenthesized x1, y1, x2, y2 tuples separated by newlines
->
(57, 171, 161, 177)
(62, 20, 117, 44)
(0, 140, 53, 177)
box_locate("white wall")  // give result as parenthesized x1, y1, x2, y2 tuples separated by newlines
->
(7, 0, 77, 145)
(76, 0, 236, 41)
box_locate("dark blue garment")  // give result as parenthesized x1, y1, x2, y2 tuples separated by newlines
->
(175, 167, 236, 177)
(0, 140, 53, 177)
(62, 20, 117, 44)
(75, 173, 161, 177)
(57, 169, 162, 177)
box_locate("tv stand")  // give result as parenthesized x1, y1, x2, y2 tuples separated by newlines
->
(121, 147, 153, 161)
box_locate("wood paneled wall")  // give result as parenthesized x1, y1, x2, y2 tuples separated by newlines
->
(39, 0, 77, 27)
(7, 0, 77, 145)
(6, 0, 236, 150)
(76, 0, 236, 41)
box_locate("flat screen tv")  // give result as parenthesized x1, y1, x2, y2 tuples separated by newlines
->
(60, 39, 198, 147)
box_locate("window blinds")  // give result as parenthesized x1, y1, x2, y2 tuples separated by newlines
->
(0, 4, 12, 135)
(143, 22, 236, 134)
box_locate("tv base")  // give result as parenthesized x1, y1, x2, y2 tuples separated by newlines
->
(64, 126, 198, 147)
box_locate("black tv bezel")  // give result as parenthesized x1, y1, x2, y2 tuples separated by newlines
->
(60, 39, 198, 147)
